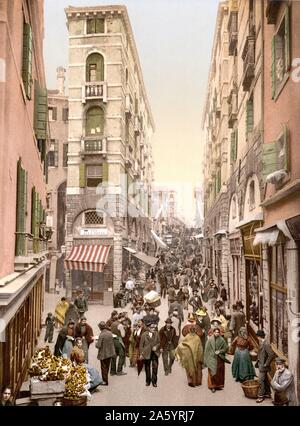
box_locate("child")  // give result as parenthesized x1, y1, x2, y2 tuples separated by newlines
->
(44, 312, 55, 343)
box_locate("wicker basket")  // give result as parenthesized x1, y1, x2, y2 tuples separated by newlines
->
(62, 396, 87, 406)
(241, 379, 259, 399)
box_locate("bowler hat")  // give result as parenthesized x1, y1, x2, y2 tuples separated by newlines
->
(256, 329, 265, 338)
(165, 318, 173, 324)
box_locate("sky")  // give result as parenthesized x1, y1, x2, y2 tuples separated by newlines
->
(44, 0, 219, 225)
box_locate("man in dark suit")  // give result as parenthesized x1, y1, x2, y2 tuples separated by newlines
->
(140, 323, 160, 387)
(255, 329, 276, 403)
(168, 296, 184, 322)
(96, 322, 116, 386)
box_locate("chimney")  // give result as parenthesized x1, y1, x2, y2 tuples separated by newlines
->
(56, 66, 66, 95)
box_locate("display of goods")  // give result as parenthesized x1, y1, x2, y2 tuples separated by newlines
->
(28, 346, 88, 399)
(144, 290, 161, 307)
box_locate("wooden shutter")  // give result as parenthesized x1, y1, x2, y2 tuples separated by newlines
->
(31, 187, 37, 236)
(102, 162, 109, 182)
(271, 36, 276, 99)
(96, 18, 105, 33)
(34, 83, 48, 140)
(230, 130, 237, 162)
(285, 5, 290, 72)
(262, 142, 277, 181)
(22, 23, 33, 99)
(79, 164, 86, 188)
(62, 108, 69, 121)
(16, 160, 27, 255)
(246, 99, 254, 134)
(87, 19, 94, 34)
(63, 144, 68, 167)
(52, 107, 57, 121)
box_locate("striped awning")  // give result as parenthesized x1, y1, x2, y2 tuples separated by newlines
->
(64, 245, 111, 272)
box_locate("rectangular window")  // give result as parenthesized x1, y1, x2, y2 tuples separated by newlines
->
(86, 165, 103, 187)
(48, 107, 57, 121)
(87, 18, 105, 34)
(62, 107, 69, 122)
(271, 6, 290, 99)
(47, 151, 55, 167)
(22, 21, 33, 99)
(48, 139, 58, 167)
(63, 144, 68, 167)
(269, 244, 288, 356)
(230, 129, 238, 163)
(89, 64, 97, 82)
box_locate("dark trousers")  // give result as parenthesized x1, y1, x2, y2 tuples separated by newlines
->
(44, 326, 54, 342)
(162, 348, 175, 373)
(160, 286, 167, 299)
(144, 351, 159, 385)
(110, 338, 125, 373)
(258, 370, 271, 397)
(100, 358, 111, 384)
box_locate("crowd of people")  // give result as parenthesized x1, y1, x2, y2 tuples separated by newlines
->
(2, 227, 294, 407)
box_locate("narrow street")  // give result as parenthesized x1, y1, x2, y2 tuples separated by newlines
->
(37, 290, 272, 406)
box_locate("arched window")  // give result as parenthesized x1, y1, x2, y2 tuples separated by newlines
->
(86, 53, 104, 82)
(85, 106, 104, 136)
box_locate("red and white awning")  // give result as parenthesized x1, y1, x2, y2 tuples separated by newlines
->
(64, 245, 111, 272)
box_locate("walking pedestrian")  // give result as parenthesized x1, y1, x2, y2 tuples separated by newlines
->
(167, 284, 176, 307)
(229, 304, 246, 339)
(204, 327, 230, 393)
(110, 314, 127, 376)
(175, 326, 204, 387)
(54, 297, 69, 328)
(140, 323, 160, 387)
(207, 281, 218, 317)
(96, 321, 116, 386)
(188, 290, 202, 313)
(159, 318, 177, 376)
(271, 358, 297, 406)
(64, 302, 80, 326)
(55, 279, 60, 295)
(44, 312, 55, 343)
(255, 329, 276, 403)
(129, 319, 147, 367)
(168, 296, 184, 322)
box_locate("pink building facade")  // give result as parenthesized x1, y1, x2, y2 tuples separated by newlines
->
(0, 0, 49, 397)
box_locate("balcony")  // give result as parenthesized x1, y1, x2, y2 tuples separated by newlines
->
(266, 0, 282, 25)
(82, 81, 107, 103)
(228, 11, 238, 56)
(228, 89, 238, 128)
(81, 137, 107, 157)
(242, 34, 255, 91)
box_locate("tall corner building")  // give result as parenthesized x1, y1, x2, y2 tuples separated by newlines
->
(64, 6, 155, 303)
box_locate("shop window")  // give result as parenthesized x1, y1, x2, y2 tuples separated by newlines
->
(269, 244, 288, 356)
(246, 260, 261, 328)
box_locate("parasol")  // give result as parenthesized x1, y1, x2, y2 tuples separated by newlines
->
(137, 358, 144, 376)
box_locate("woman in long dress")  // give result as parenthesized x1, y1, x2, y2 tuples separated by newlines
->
(231, 327, 256, 382)
(175, 326, 203, 387)
(204, 327, 229, 393)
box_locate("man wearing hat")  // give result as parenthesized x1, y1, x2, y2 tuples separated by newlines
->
(188, 290, 203, 313)
(54, 318, 76, 358)
(271, 358, 297, 406)
(255, 330, 276, 403)
(168, 296, 184, 322)
(140, 323, 161, 387)
(159, 318, 177, 376)
(96, 321, 116, 386)
(195, 307, 211, 347)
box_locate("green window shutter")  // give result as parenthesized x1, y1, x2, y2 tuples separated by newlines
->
(285, 6, 290, 72)
(22, 23, 33, 100)
(16, 160, 27, 255)
(31, 187, 39, 237)
(262, 142, 277, 181)
(271, 36, 276, 99)
(79, 164, 86, 188)
(39, 199, 43, 223)
(96, 18, 105, 34)
(246, 99, 254, 135)
(34, 83, 48, 140)
(87, 19, 95, 34)
(230, 130, 238, 162)
(102, 162, 109, 183)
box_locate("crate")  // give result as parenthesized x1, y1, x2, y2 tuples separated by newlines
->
(241, 379, 259, 399)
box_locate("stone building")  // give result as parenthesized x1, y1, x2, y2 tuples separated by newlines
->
(64, 6, 155, 304)
(0, 0, 49, 396)
(46, 67, 69, 293)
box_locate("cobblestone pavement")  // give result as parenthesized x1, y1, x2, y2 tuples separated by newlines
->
(36, 289, 273, 406)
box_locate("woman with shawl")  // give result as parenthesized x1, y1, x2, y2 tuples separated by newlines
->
(204, 327, 230, 393)
(231, 326, 256, 382)
(175, 326, 203, 387)
(54, 297, 69, 327)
